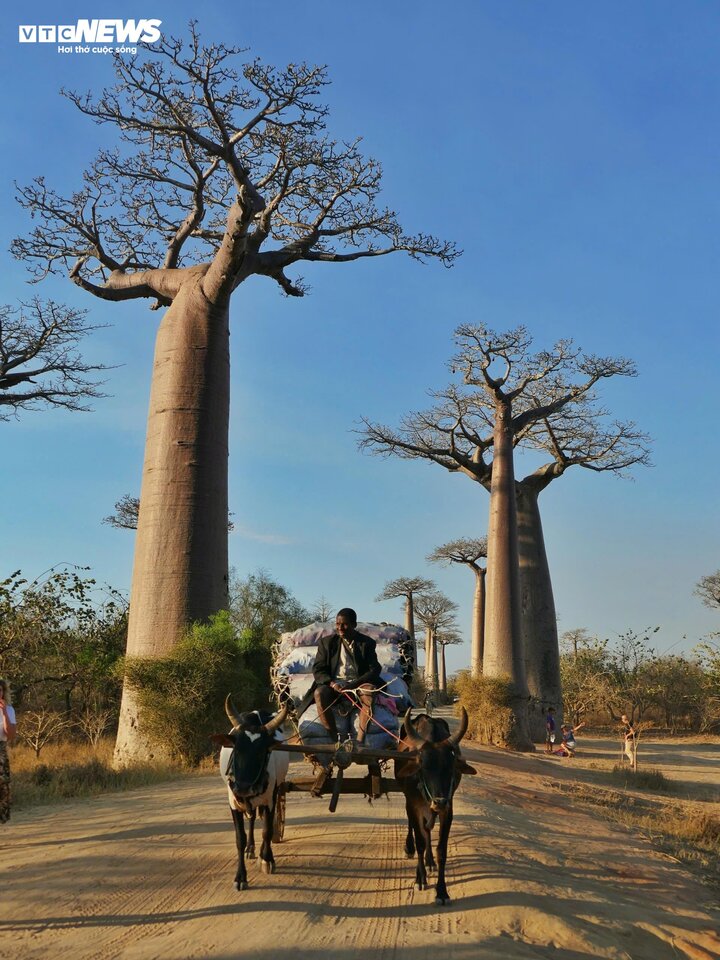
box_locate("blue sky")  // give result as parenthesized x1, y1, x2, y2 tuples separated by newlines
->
(1, 1, 719, 674)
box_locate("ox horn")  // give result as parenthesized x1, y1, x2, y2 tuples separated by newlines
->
(225, 694, 244, 730)
(448, 706, 469, 746)
(262, 703, 289, 734)
(402, 709, 426, 751)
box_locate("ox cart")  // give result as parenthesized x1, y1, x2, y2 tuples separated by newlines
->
(218, 620, 475, 903)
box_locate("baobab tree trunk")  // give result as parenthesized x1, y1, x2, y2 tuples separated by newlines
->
(483, 399, 533, 750)
(424, 627, 437, 690)
(114, 278, 230, 765)
(439, 644, 447, 697)
(405, 594, 418, 674)
(517, 483, 562, 741)
(471, 568, 486, 678)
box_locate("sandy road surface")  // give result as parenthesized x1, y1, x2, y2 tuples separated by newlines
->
(4, 728, 720, 960)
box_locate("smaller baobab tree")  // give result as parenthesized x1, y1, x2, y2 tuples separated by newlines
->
(376, 576, 435, 668)
(361, 324, 648, 748)
(435, 627, 463, 698)
(413, 590, 458, 694)
(428, 537, 487, 679)
(0, 299, 107, 419)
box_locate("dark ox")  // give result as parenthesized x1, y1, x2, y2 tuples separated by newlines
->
(211, 697, 289, 891)
(395, 707, 476, 905)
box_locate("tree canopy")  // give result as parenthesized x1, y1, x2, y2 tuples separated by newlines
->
(13, 24, 458, 308)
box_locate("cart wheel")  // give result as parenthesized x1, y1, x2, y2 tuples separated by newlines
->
(273, 788, 286, 842)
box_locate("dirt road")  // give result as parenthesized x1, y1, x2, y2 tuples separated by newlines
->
(4, 728, 720, 960)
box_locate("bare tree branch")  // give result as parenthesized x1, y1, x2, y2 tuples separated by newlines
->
(0, 299, 109, 419)
(13, 25, 458, 307)
(695, 571, 720, 611)
(359, 323, 649, 492)
(428, 537, 488, 573)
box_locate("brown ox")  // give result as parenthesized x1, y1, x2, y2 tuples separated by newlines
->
(394, 707, 476, 904)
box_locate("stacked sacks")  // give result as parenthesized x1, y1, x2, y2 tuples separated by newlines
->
(272, 622, 415, 750)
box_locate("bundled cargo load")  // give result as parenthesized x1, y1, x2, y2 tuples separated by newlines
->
(271, 621, 415, 750)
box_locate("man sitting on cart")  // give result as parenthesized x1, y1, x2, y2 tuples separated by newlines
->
(298, 608, 382, 793)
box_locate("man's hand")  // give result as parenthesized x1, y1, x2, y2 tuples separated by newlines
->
(330, 681, 350, 692)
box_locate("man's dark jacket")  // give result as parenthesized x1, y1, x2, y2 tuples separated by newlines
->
(297, 631, 382, 718)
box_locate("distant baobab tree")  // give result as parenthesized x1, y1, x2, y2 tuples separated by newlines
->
(435, 627, 463, 697)
(428, 537, 486, 679)
(413, 590, 458, 694)
(376, 576, 435, 669)
(13, 25, 458, 763)
(361, 324, 649, 748)
(0, 299, 106, 419)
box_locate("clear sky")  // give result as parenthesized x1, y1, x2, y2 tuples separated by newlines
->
(1, 1, 719, 675)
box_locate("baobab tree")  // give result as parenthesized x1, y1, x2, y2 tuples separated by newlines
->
(435, 627, 463, 698)
(361, 324, 647, 747)
(428, 537, 486, 679)
(13, 27, 457, 763)
(376, 576, 435, 665)
(413, 590, 458, 694)
(0, 299, 106, 419)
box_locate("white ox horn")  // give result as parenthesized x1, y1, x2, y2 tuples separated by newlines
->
(225, 694, 244, 729)
(262, 703, 289, 734)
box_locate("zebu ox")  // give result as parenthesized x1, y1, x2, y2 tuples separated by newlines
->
(211, 697, 289, 890)
(395, 707, 476, 904)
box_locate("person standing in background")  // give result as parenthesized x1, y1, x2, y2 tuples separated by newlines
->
(0, 678, 17, 823)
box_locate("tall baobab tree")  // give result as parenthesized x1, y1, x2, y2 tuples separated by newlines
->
(428, 537, 486, 679)
(413, 590, 458, 693)
(361, 324, 647, 748)
(0, 299, 106, 419)
(376, 576, 435, 667)
(13, 28, 457, 763)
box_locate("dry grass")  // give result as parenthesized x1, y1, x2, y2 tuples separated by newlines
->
(9, 737, 203, 810)
(608, 764, 672, 792)
(552, 778, 720, 888)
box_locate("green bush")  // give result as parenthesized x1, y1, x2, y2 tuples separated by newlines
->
(122, 611, 266, 765)
(456, 671, 524, 747)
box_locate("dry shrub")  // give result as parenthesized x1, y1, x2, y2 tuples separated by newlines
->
(610, 764, 672, 792)
(553, 780, 720, 888)
(456, 671, 525, 748)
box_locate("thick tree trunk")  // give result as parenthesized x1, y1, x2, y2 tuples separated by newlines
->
(439, 644, 447, 696)
(471, 568, 486, 678)
(405, 595, 417, 674)
(517, 483, 563, 741)
(483, 399, 533, 750)
(114, 278, 230, 765)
